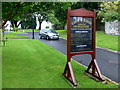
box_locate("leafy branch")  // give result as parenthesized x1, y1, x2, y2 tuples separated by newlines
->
(97, 1, 120, 22)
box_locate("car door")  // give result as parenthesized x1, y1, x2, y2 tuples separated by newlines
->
(42, 29, 48, 38)
(40, 29, 44, 37)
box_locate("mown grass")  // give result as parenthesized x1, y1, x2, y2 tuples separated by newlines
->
(2, 38, 118, 88)
(0, 33, 29, 89)
(0, 31, 2, 89)
(56, 30, 67, 39)
(18, 29, 39, 32)
(0, 47, 2, 89)
(5, 31, 28, 34)
(96, 31, 118, 51)
(4, 33, 30, 39)
(56, 30, 119, 51)
(5, 29, 39, 35)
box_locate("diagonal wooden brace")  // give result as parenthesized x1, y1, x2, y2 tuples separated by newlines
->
(63, 62, 77, 86)
(85, 59, 104, 81)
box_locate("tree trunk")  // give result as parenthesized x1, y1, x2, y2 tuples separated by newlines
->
(2, 19, 8, 29)
(14, 20, 18, 27)
(10, 20, 18, 27)
(39, 21, 42, 30)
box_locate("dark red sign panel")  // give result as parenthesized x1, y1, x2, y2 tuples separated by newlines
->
(70, 17, 93, 52)
(63, 8, 104, 87)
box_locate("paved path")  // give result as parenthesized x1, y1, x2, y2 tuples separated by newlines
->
(8, 32, 119, 83)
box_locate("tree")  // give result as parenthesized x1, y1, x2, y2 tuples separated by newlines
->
(2, 2, 72, 29)
(2, 2, 34, 27)
(53, 2, 101, 29)
(71, 2, 101, 11)
(97, 1, 120, 22)
(53, 2, 73, 29)
(2, 2, 100, 30)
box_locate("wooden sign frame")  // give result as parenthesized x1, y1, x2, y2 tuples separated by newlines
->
(63, 8, 104, 86)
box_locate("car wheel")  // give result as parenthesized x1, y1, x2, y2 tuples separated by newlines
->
(39, 35, 42, 39)
(57, 37, 59, 40)
(46, 36, 50, 40)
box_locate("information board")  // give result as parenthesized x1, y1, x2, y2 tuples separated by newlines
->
(70, 17, 93, 52)
(63, 8, 103, 87)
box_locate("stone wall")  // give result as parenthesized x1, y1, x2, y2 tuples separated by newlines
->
(105, 20, 120, 35)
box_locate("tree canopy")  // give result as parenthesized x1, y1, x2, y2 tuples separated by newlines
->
(2, 2, 101, 29)
(2, 2, 72, 28)
(97, 1, 120, 22)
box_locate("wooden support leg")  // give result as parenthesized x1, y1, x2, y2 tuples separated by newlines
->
(85, 59, 104, 81)
(63, 62, 77, 86)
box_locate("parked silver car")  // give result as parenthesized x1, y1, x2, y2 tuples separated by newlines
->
(39, 29, 59, 40)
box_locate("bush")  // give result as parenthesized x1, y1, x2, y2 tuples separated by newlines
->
(45, 26, 49, 29)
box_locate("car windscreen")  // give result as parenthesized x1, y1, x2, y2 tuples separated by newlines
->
(43, 29, 50, 32)
(50, 30, 56, 33)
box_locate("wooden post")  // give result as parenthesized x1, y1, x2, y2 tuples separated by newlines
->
(63, 8, 77, 86)
(85, 10, 104, 81)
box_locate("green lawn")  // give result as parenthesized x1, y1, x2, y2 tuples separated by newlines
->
(96, 31, 118, 51)
(18, 29, 39, 32)
(56, 30, 67, 39)
(0, 47, 2, 89)
(56, 30, 119, 51)
(4, 33, 30, 39)
(5, 31, 28, 34)
(5, 29, 39, 34)
(0, 30, 2, 89)
(2, 37, 118, 88)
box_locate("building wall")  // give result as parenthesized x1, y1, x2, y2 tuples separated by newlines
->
(41, 21, 53, 30)
(105, 20, 120, 35)
(4, 21, 13, 31)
